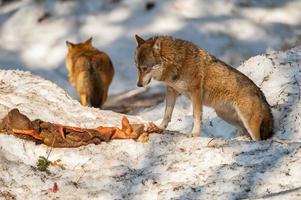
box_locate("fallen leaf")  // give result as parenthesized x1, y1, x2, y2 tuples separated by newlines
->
(147, 122, 163, 133)
(137, 132, 149, 143)
(50, 182, 58, 193)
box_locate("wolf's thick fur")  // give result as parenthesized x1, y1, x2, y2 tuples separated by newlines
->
(65, 38, 114, 108)
(134, 35, 273, 140)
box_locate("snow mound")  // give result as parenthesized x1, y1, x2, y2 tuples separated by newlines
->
(0, 70, 141, 128)
(0, 47, 301, 199)
(239, 47, 301, 141)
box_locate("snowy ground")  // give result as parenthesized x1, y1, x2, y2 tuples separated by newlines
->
(1, 0, 301, 199)
(0, 0, 301, 99)
(0, 46, 301, 199)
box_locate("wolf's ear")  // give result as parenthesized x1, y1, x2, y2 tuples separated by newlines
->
(153, 38, 161, 54)
(66, 41, 74, 49)
(135, 34, 145, 46)
(85, 37, 93, 46)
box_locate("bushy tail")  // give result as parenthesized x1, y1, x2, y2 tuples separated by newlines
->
(260, 108, 274, 140)
(77, 68, 102, 108)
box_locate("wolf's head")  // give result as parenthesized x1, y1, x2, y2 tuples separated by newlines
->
(66, 37, 94, 54)
(134, 35, 162, 87)
(65, 37, 95, 82)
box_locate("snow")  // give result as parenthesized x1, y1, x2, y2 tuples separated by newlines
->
(0, 46, 301, 199)
(0, 70, 141, 128)
(1, 0, 301, 199)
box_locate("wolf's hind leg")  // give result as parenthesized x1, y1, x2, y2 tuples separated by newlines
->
(215, 105, 246, 136)
(80, 94, 92, 107)
(100, 87, 108, 107)
(235, 105, 262, 141)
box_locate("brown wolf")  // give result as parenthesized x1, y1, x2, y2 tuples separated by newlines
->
(134, 35, 273, 140)
(65, 37, 114, 108)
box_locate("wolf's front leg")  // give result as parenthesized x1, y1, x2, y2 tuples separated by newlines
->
(190, 88, 202, 137)
(159, 86, 177, 130)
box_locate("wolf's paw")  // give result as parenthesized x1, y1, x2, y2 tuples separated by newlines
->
(157, 122, 168, 130)
(189, 127, 200, 137)
(186, 132, 200, 138)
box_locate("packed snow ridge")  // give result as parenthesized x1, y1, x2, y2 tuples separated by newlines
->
(0, 46, 301, 199)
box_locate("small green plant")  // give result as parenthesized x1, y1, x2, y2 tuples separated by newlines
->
(36, 156, 51, 174)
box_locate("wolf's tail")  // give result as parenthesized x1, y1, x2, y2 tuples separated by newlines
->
(77, 66, 102, 108)
(260, 108, 274, 140)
